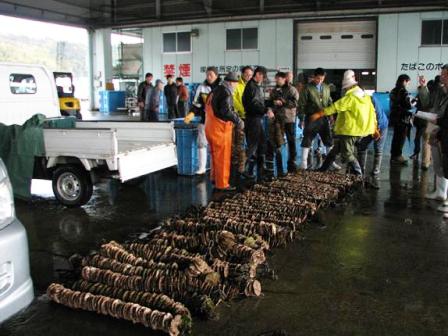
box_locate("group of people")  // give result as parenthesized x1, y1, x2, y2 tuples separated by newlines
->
(181, 65, 379, 192)
(390, 65, 448, 218)
(137, 72, 190, 121)
(136, 63, 448, 216)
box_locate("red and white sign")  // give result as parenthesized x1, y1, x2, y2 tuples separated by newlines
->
(163, 64, 175, 76)
(178, 63, 191, 77)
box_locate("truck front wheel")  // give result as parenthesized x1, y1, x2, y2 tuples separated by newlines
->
(52, 165, 93, 207)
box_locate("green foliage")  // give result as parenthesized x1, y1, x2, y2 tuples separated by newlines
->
(0, 34, 88, 77)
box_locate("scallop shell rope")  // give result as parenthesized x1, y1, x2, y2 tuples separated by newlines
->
(47, 171, 359, 335)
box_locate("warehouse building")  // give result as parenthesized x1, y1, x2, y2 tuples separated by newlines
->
(140, 11, 448, 94)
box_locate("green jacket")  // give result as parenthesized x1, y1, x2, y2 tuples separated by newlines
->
(324, 86, 377, 137)
(298, 83, 332, 117)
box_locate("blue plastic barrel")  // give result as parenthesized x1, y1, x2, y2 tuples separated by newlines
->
(173, 117, 201, 175)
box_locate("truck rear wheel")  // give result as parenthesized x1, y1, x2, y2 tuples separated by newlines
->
(52, 165, 93, 207)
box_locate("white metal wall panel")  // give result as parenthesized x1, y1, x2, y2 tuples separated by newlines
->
(142, 19, 293, 83)
(377, 11, 448, 92)
(297, 20, 377, 69)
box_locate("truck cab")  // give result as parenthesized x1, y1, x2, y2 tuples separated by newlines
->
(0, 63, 178, 207)
(1, 63, 60, 126)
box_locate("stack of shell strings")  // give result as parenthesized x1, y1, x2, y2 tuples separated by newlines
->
(47, 171, 359, 335)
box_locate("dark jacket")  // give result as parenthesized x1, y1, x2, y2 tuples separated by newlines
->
(145, 87, 161, 113)
(191, 78, 221, 123)
(437, 106, 448, 154)
(434, 87, 448, 155)
(164, 82, 178, 106)
(298, 83, 332, 117)
(137, 81, 153, 103)
(389, 86, 414, 126)
(242, 79, 266, 119)
(211, 83, 242, 126)
(267, 83, 299, 123)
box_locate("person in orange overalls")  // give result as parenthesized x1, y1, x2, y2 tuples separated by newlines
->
(205, 72, 244, 192)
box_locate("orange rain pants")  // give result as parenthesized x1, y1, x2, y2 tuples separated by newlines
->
(205, 95, 233, 189)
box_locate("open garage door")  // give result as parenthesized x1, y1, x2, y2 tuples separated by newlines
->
(296, 20, 377, 96)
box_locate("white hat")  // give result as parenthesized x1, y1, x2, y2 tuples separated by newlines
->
(342, 70, 358, 89)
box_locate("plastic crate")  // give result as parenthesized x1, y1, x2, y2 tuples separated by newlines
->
(99, 91, 126, 113)
(175, 127, 199, 175)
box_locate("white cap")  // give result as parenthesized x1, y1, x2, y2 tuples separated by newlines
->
(342, 70, 358, 89)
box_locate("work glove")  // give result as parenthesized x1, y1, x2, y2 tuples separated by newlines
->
(184, 112, 195, 124)
(309, 111, 325, 123)
(373, 128, 381, 141)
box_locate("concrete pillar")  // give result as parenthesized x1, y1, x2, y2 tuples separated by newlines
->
(88, 28, 112, 110)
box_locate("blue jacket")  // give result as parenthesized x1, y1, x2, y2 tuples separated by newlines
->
(371, 95, 389, 130)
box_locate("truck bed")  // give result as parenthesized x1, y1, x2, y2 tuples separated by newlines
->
(43, 121, 178, 182)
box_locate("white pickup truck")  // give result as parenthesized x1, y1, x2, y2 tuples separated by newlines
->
(1, 63, 178, 207)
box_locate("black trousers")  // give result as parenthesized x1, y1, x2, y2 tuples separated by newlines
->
(245, 117, 266, 169)
(301, 117, 333, 148)
(391, 122, 409, 158)
(167, 104, 178, 119)
(142, 109, 159, 122)
(284, 122, 297, 168)
(177, 101, 188, 118)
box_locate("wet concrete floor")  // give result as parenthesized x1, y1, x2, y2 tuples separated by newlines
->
(2, 142, 448, 335)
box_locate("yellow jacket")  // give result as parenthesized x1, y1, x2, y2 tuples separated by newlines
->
(233, 78, 247, 118)
(324, 86, 377, 137)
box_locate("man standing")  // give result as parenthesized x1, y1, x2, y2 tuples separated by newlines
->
(242, 66, 270, 181)
(233, 66, 253, 119)
(231, 66, 253, 179)
(176, 77, 189, 118)
(184, 67, 221, 175)
(313, 70, 377, 176)
(205, 72, 244, 191)
(285, 71, 300, 173)
(144, 79, 164, 122)
(137, 73, 153, 118)
(298, 68, 333, 170)
(164, 75, 178, 119)
(418, 67, 448, 205)
(265, 72, 299, 179)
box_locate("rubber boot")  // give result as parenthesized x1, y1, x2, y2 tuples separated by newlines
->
(357, 151, 368, 176)
(317, 149, 337, 172)
(257, 155, 266, 183)
(369, 153, 382, 189)
(276, 149, 287, 178)
(196, 147, 207, 175)
(315, 149, 323, 169)
(437, 199, 448, 213)
(300, 147, 310, 170)
(425, 176, 448, 201)
(264, 158, 275, 182)
(348, 160, 363, 177)
(243, 159, 256, 180)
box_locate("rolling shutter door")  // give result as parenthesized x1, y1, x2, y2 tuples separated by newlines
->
(297, 20, 376, 69)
